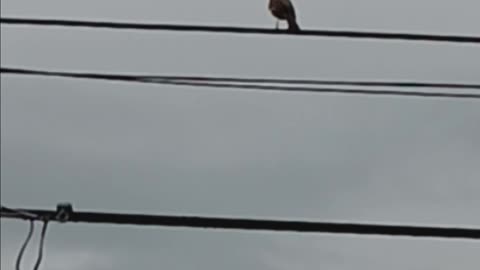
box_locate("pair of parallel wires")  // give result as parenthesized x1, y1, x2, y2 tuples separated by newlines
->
(1, 17, 480, 100)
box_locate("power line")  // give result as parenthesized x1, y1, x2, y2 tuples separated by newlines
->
(2, 17, 480, 45)
(141, 76, 480, 90)
(3, 67, 480, 90)
(2, 67, 480, 100)
(2, 206, 480, 240)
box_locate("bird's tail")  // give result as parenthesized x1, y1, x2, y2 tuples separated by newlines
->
(287, 19, 300, 32)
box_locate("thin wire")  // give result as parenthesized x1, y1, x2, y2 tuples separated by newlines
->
(2, 67, 480, 100)
(3, 67, 480, 90)
(15, 220, 34, 270)
(157, 79, 480, 100)
(33, 221, 49, 270)
(1, 17, 480, 45)
(2, 206, 39, 219)
(145, 76, 480, 90)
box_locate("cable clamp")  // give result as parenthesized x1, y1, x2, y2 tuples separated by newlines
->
(55, 203, 73, 223)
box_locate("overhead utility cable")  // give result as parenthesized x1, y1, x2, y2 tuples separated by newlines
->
(137, 76, 480, 90)
(2, 67, 480, 100)
(4, 67, 480, 90)
(2, 17, 480, 45)
(2, 206, 480, 240)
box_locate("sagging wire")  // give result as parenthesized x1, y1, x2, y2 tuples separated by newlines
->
(1, 206, 52, 270)
(33, 219, 49, 270)
(15, 220, 35, 270)
(2, 207, 41, 270)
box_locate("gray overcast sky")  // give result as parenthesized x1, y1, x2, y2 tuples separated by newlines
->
(1, 0, 480, 269)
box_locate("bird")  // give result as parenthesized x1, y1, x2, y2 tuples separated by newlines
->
(268, 0, 300, 32)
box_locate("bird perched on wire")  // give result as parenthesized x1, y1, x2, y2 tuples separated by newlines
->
(268, 0, 300, 32)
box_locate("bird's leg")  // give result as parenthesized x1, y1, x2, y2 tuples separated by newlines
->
(275, 20, 279, 30)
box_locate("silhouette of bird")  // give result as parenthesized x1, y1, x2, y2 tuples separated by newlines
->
(268, 0, 300, 32)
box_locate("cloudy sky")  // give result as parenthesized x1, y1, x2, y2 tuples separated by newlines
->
(1, 0, 480, 269)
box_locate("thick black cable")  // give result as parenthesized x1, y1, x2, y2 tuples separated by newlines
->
(2, 207, 480, 240)
(2, 17, 480, 45)
(2, 67, 480, 100)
